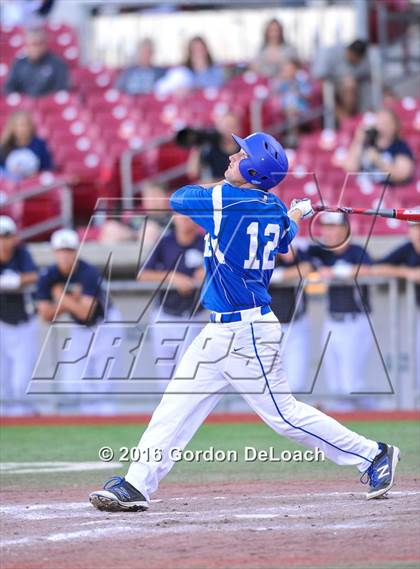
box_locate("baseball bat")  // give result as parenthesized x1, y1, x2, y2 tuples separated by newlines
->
(314, 205, 420, 222)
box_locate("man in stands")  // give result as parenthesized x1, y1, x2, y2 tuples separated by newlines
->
(5, 27, 69, 97)
(115, 38, 165, 95)
(313, 39, 371, 120)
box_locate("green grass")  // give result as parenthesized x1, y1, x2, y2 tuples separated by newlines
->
(1, 420, 419, 490)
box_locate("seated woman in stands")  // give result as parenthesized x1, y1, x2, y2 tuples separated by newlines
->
(0, 110, 54, 181)
(251, 18, 298, 78)
(343, 108, 415, 186)
(155, 36, 224, 96)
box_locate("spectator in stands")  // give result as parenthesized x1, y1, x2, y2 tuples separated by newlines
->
(115, 39, 165, 95)
(0, 216, 39, 416)
(0, 110, 54, 180)
(5, 27, 68, 97)
(251, 18, 298, 78)
(138, 213, 206, 389)
(1, 0, 56, 27)
(308, 212, 374, 410)
(186, 111, 242, 182)
(312, 39, 370, 120)
(271, 58, 312, 146)
(343, 108, 415, 185)
(185, 36, 224, 89)
(155, 36, 224, 96)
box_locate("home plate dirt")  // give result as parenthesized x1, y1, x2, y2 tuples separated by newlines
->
(1, 480, 419, 569)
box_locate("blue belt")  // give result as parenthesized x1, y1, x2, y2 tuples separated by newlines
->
(209, 305, 271, 324)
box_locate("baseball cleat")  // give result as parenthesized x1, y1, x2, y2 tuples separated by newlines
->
(361, 443, 401, 500)
(89, 476, 149, 512)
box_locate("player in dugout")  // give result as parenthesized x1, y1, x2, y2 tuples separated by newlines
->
(308, 212, 374, 410)
(138, 213, 206, 390)
(89, 131, 401, 512)
(370, 221, 420, 391)
(0, 215, 39, 416)
(36, 229, 123, 415)
(269, 246, 312, 394)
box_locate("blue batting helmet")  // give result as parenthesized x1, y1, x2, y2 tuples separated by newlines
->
(231, 132, 288, 191)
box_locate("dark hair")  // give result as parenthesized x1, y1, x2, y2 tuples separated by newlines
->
(0, 110, 35, 161)
(262, 19, 285, 48)
(347, 39, 368, 57)
(185, 36, 213, 70)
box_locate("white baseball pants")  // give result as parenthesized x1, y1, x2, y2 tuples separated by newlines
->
(0, 317, 39, 415)
(279, 314, 310, 393)
(126, 310, 379, 500)
(149, 307, 206, 391)
(322, 314, 373, 410)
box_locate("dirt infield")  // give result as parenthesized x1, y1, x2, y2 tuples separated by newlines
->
(1, 479, 419, 569)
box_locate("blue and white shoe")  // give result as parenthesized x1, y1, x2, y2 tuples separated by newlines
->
(89, 476, 149, 512)
(361, 443, 401, 500)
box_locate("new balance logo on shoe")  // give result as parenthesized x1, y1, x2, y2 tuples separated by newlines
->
(377, 464, 390, 480)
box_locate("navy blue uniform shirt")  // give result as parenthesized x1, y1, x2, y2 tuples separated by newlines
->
(377, 241, 420, 305)
(0, 245, 38, 325)
(308, 243, 372, 314)
(145, 230, 204, 317)
(270, 248, 310, 324)
(36, 259, 107, 325)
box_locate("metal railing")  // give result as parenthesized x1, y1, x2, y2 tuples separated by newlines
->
(250, 96, 325, 137)
(16, 276, 418, 412)
(120, 134, 188, 210)
(1, 179, 73, 240)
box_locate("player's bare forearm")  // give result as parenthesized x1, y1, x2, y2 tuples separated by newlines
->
(371, 264, 420, 282)
(20, 272, 38, 287)
(60, 294, 97, 322)
(137, 269, 170, 282)
(36, 301, 66, 322)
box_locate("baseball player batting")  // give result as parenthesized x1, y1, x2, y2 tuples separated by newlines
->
(89, 131, 400, 511)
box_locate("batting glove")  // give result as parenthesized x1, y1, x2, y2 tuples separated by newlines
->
(0, 270, 21, 290)
(288, 198, 314, 220)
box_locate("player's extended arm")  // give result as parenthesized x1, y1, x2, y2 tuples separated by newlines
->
(0, 271, 38, 290)
(36, 300, 68, 322)
(20, 272, 38, 286)
(370, 263, 420, 282)
(271, 262, 312, 284)
(138, 269, 198, 295)
(170, 181, 223, 213)
(59, 294, 97, 322)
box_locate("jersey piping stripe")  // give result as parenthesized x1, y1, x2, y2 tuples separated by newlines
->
(249, 322, 374, 465)
(212, 184, 223, 236)
(208, 239, 232, 308)
(222, 199, 284, 211)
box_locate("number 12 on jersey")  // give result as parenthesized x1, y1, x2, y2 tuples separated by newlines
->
(243, 222, 281, 270)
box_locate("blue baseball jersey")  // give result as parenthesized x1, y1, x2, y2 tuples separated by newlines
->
(170, 182, 297, 312)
